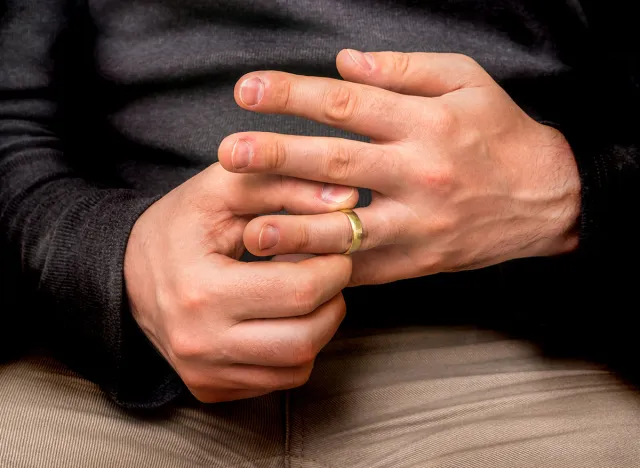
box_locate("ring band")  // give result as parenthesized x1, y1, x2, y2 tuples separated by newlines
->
(340, 209, 363, 255)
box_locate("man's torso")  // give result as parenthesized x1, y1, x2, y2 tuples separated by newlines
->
(68, 0, 590, 325)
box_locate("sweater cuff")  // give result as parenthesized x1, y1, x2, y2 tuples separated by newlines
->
(539, 120, 624, 255)
(44, 190, 185, 408)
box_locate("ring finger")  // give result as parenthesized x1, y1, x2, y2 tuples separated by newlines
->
(243, 199, 408, 256)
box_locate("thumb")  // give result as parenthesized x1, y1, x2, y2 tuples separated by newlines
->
(336, 50, 494, 97)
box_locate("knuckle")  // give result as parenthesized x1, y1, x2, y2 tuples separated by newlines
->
(174, 283, 209, 313)
(474, 87, 503, 111)
(322, 85, 358, 124)
(414, 165, 456, 194)
(449, 54, 489, 86)
(451, 54, 482, 74)
(153, 286, 174, 318)
(211, 335, 235, 362)
(167, 329, 203, 361)
(273, 78, 293, 110)
(294, 223, 312, 250)
(453, 53, 479, 68)
(292, 276, 319, 313)
(262, 138, 288, 169)
(428, 213, 457, 236)
(390, 52, 411, 77)
(426, 102, 457, 134)
(323, 143, 356, 182)
(290, 337, 317, 366)
(181, 370, 207, 393)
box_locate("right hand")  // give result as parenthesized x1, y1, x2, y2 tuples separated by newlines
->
(124, 161, 358, 402)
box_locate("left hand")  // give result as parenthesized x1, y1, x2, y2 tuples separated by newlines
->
(218, 50, 581, 286)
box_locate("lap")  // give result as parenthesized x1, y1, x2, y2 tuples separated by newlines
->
(2, 327, 639, 468)
(0, 356, 285, 468)
(291, 327, 640, 467)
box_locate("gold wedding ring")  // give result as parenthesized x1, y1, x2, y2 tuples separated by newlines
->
(340, 209, 363, 255)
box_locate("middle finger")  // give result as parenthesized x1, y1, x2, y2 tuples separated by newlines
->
(234, 71, 419, 141)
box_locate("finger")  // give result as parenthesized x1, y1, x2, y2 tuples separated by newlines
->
(187, 387, 271, 403)
(223, 293, 345, 367)
(351, 246, 509, 285)
(234, 71, 421, 141)
(349, 246, 421, 286)
(242, 199, 408, 256)
(221, 253, 351, 320)
(188, 363, 314, 399)
(336, 50, 495, 97)
(224, 363, 314, 391)
(218, 132, 401, 192)
(213, 167, 359, 216)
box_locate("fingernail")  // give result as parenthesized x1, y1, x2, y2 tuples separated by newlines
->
(239, 77, 265, 106)
(231, 140, 253, 169)
(347, 49, 374, 72)
(321, 184, 355, 204)
(259, 225, 280, 250)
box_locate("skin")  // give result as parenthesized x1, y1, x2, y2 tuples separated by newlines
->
(218, 50, 582, 286)
(125, 50, 582, 402)
(124, 163, 359, 402)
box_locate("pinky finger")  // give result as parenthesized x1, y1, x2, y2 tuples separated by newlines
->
(187, 387, 272, 403)
(349, 246, 431, 286)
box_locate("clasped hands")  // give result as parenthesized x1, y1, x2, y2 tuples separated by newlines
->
(125, 50, 581, 402)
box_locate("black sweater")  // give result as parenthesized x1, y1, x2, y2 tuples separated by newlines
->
(1, 0, 638, 408)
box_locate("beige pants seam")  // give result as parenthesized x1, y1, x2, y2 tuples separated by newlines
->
(289, 455, 334, 468)
(226, 456, 285, 468)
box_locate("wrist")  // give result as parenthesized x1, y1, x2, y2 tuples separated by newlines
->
(533, 126, 582, 257)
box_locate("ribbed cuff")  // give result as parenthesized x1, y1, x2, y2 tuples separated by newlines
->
(44, 189, 184, 408)
(539, 120, 615, 255)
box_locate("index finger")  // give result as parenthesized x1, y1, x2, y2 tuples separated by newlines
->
(234, 71, 419, 141)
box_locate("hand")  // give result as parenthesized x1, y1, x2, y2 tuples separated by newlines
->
(124, 163, 357, 402)
(218, 50, 581, 285)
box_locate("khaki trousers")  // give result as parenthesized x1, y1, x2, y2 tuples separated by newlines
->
(2, 327, 639, 467)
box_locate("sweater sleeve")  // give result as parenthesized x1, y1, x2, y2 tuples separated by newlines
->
(527, 1, 640, 376)
(0, 0, 184, 408)
(552, 1, 639, 256)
